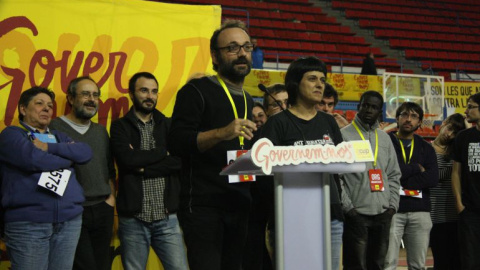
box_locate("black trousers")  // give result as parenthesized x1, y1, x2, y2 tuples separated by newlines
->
(458, 208, 480, 270)
(242, 213, 272, 270)
(343, 211, 393, 270)
(73, 202, 114, 270)
(178, 206, 249, 270)
(430, 221, 460, 270)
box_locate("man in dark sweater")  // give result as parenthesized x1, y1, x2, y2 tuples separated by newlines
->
(50, 77, 116, 270)
(110, 72, 187, 270)
(168, 20, 257, 270)
(385, 102, 438, 270)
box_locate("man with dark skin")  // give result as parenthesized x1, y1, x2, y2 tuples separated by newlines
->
(340, 91, 401, 270)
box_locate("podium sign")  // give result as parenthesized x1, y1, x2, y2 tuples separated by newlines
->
(221, 139, 371, 270)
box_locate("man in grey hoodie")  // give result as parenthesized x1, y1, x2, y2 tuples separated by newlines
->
(340, 91, 401, 270)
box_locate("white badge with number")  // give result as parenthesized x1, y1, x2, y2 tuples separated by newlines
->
(38, 169, 71, 196)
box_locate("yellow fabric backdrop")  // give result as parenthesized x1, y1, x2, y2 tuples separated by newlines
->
(0, 0, 220, 131)
(245, 70, 383, 100)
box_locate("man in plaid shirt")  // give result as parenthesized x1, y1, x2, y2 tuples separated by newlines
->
(110, 72, 187, 270)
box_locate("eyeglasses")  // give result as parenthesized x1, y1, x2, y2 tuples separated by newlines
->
(79, 91, 100, 99)
(217, 43, 254, 54)
(399, 112, 420, 120)
(466, 105, 479, 110)
(269, 100, 288, 108)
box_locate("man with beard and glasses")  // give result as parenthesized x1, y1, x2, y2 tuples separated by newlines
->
(340, 91, 401, 270)
(168, 20, 257, 270)
(110, 72, 187, 270)
(384, 102, 438, 270)
(50, 76, 116, 270)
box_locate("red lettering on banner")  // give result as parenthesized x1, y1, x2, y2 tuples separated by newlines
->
(331, 74, 345, 89)
(253, 70, 271, 86)
(83, 52, 104, 76)
(0, 16, 38, 126)
(98, 97, 129, 126)
(354, 75, 369, 91)
(0, 16, 143, 127)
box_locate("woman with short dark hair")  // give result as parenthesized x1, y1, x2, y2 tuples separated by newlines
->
(0, 87, 92, 270)
(260, 56, 344, 270)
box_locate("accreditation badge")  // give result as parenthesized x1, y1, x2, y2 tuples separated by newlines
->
(38, 169, 71, 196)
(369, 169, 384, 192)
(227, 150, 255, 183)
(400, 188, 422, 198)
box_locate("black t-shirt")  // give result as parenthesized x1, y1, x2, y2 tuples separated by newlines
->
(261, 110, 342, 146)
(260, 109, 344, 220)
(452, 127, 480, 211)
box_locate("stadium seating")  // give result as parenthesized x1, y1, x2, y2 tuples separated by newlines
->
(158, 0, 479, 75)
(157, 0, 396, 71)
(333, 0, 480, 73)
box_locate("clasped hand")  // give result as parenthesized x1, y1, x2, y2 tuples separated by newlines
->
(218, 119, 257, 141)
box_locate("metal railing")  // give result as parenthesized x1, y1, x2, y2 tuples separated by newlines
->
(264, 52, 412, 74)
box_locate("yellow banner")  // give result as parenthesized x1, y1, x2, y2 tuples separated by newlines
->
(0, 0, 220, 131)
(329, 73, 383, 100)
(434, 82, 480, 114)
(244, 70, 383, 100)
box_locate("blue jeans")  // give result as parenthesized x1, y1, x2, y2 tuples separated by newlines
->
(118, 214, 188, 270)
(5, 214, 82, 270)
(331, 219, 344, 270)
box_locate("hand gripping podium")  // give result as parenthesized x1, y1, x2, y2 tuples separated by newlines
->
(221, 139, 368, 270)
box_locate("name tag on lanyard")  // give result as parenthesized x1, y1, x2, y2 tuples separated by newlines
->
(400, 188, 422, 198)
(32, 133, 57, 143)
(369, 169, 384, 192)
(227, 150, 255, 183)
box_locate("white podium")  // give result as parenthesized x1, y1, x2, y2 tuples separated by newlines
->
(221, 151, 366, 270)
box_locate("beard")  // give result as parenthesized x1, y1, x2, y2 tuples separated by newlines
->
(217, 55, 252, 84)
(74, 101, 97, 120)
(133, 96, 156, 115)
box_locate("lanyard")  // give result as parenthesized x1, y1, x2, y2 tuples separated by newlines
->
(352, 121, 378, 167)
(397, 134, 414, 164)
(19, 121, 50, 141)
(217, 75, 247, 149)
(19, 121, 36, 133)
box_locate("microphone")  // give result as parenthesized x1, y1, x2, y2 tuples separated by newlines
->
(258, 83, 268, 93)
(258, 84, 307, 145)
